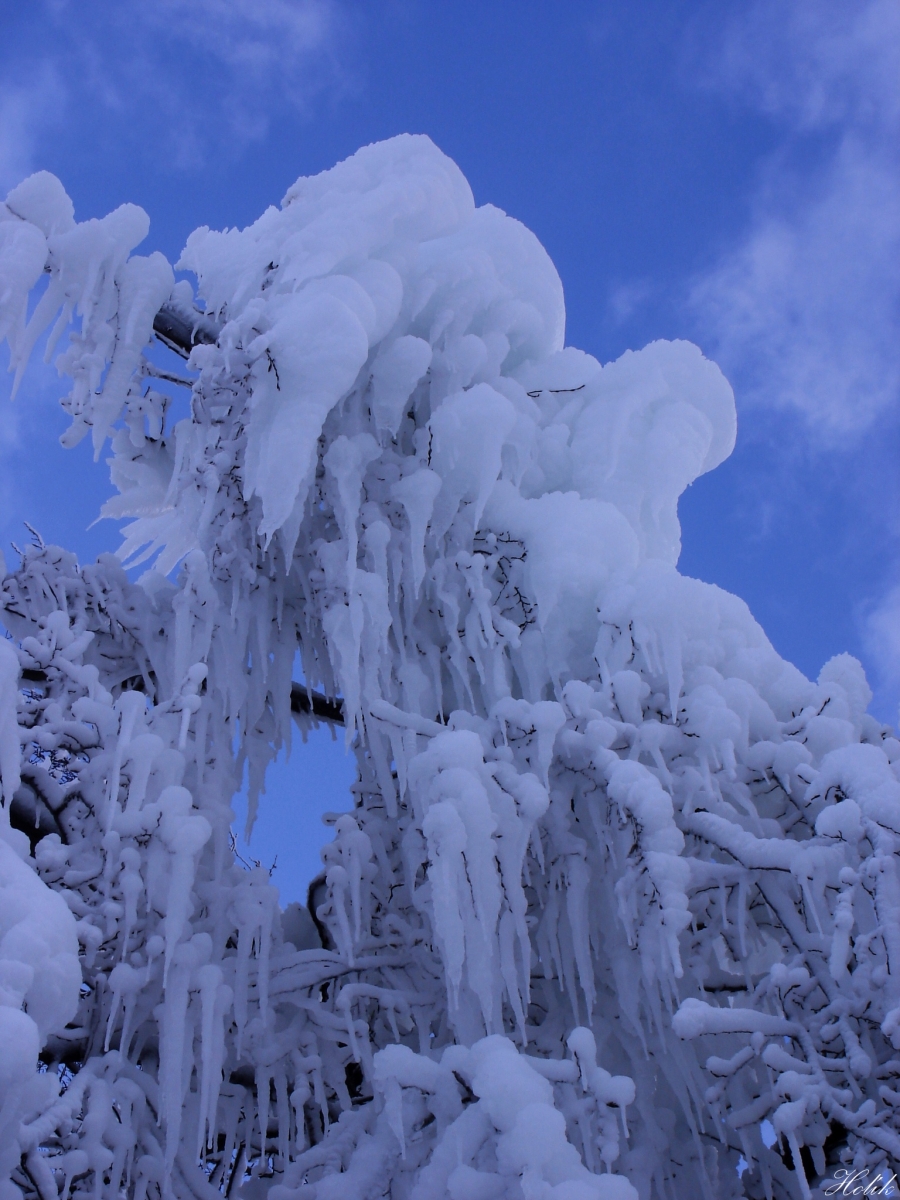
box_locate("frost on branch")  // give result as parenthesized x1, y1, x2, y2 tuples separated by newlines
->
(1, 135, 898, 1199)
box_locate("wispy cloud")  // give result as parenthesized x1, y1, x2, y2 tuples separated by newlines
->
(680, 1, 900, 716)
(0, 67, 64, 194)
(607, 279, 654, 326)
(688, 0, 900, 437)
(709, 0, 899, 134)
(690, 141, 900, 432)
(0, 0, 354, 180)
(0, 89, 35, 195)
(109, 0, 352, 153)
(0, 64, 65, 532)
(864, 585, 900, 723)
(145, 0, 340, 78)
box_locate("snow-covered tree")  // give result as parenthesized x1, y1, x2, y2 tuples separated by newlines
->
(1, 135, 898, 1200)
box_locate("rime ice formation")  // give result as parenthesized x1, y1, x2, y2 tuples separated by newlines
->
(0, 135, 897, 1199)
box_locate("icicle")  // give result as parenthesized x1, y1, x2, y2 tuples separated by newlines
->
(422, 801, 468, 1007)
(158, 785, 212, 982)
(122, 733, 164, 813)
(324, 433, 380, 590)
(104, 962, 142, 1052)
(106, 690, 148, 828)
(158, 953, 191, 1180)
(498, 908, 528, 1043)
(196, 962, 224, 1156)
(0, 639, 21, 808)
(391, 468, 441, 597)
(177, 664, 207, 750)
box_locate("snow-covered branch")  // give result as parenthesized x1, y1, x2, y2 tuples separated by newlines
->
(1, 137, 898, 1200)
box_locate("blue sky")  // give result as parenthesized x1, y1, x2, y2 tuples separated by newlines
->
(2, 0, 898, 901)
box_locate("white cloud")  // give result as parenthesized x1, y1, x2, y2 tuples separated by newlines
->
(0, 68, 64, 194)
(690, 140, 900, 432)
(864, 585, 900, 722)
(711, 0, 900, 133)
(0, 90, 35, 195)
(608, 279, 653, 326)
(0, 68, 65, 531)
(688, 0, 900, 437)
(146, 0, 338, 74)
(1, 1, 353, 176)
(681, 0, 900, 721)
(117, 0, 350, 127)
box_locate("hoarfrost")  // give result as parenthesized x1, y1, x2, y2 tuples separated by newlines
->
(0, 133, 894, 1199)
